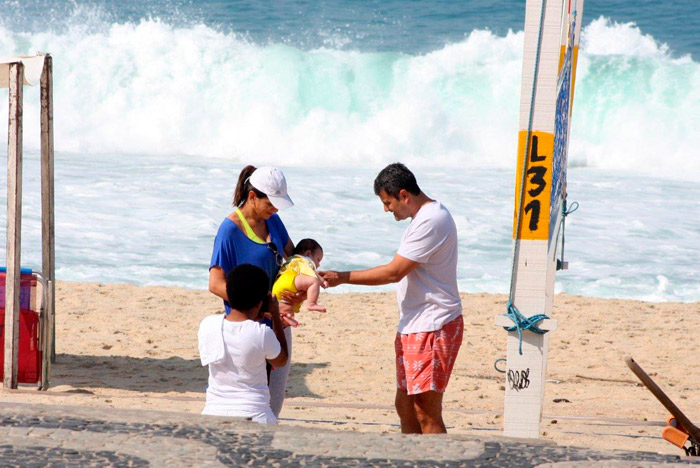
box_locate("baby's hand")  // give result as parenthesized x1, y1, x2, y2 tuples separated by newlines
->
(321, 279, 329, 288)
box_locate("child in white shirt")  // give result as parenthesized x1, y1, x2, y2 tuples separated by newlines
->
(198, 264, 288, 424)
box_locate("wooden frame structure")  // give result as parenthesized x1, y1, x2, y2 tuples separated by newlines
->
(494, 0, 585, 437)
(1, 53, 55, 390)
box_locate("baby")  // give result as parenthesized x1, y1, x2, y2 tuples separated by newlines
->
(272, 238, 328, 323)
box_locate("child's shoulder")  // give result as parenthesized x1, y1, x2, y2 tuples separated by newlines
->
(288, 255, 314, 267)
(248, 320, 276, 335)
(291, 256, 317, 275)
(199, 313, 224, 331)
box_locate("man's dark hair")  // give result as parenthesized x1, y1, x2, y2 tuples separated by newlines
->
(225, 264, 269, 311)
(373, 163, 421, 198)
(293, 238, 322, 256)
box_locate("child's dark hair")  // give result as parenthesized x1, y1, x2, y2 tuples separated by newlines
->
(293, 238, 322, 256)
(225, 264, 269, 311)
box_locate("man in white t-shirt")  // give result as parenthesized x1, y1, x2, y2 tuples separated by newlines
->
(322, 163, 463, 434)
(198, 264, 288, 424)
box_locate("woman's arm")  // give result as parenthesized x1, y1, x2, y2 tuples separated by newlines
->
(283, 238, 294, 258)
(208, 266, 228, 301)
(266, 295, 289, 368)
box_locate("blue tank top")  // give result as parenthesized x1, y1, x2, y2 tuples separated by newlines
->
(209, 214, 290, 315)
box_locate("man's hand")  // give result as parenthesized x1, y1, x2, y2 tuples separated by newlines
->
(318, 270, 346, 288)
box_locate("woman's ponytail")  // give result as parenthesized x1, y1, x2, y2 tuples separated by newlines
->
(233, 165, 257, 207)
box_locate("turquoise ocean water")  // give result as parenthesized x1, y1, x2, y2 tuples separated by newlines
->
(0, 1, 698, 302)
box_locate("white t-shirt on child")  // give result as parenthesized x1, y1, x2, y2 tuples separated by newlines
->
(202, 319, 281, 421)
(396, 200, 462, 334)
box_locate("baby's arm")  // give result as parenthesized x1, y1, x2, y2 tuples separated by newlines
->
(294, 275, 326, 313)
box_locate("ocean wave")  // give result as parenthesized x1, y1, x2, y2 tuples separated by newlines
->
(0, 16, 698, 179)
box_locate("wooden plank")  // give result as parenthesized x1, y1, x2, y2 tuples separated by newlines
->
(3, 62, 24, 389)
(493, 315, 557, 331)
(626, 357, 700, 444)
(503, 0, 564, 438)
(40, 54, 56, 367)
(502, 0, 586, 438)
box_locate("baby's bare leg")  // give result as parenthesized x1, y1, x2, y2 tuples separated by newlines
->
(294, 275, 326, 313)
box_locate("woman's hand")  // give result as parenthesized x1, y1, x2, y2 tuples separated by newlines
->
(280, 290, 307, 304)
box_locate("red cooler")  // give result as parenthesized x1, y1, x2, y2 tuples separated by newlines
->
(0, 271, 42, 384)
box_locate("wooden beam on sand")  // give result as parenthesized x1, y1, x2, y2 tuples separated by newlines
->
(40, 54, 56, 367)
(3, 62, 24, 389)
(498, 0, 585, 438)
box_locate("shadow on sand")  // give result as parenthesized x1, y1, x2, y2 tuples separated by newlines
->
(51, 354, 328, 398)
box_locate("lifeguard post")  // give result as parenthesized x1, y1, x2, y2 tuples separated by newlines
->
(1, 53, 56, 390)
(494, 0, 584, 437)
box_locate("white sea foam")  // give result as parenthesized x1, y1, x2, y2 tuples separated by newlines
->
(0, 17, 698, 179)
(0, 152, 698, 302)
(1, 16, 698, 302)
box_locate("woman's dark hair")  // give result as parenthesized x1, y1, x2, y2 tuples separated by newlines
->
(233, 165, 268, 207)
(225, 264, 269, 311)
(373, 163, 421, 198)
(293, 238, 322, 256)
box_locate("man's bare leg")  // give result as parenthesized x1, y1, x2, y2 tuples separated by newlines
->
(395, 389, 422, 434)
(414, 391, 446, 434)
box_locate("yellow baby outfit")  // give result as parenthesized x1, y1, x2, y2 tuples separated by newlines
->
(272, 255, 318, 313)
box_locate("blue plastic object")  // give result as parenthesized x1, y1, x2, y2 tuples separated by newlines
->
(0, 267, 34, 275)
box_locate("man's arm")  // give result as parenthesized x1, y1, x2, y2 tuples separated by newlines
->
(321, 254, 420, 287)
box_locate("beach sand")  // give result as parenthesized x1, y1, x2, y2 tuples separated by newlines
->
(3, 281, 699, 456)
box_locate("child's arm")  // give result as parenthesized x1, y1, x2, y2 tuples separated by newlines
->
(266, 295, 289, 368)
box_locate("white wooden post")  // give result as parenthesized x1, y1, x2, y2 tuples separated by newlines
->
(3, 62, 24, 389)
(40, 54, 56, 367)
(496, 0, 585, 438)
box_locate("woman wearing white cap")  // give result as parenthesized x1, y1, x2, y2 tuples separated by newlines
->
(208, 164, 299, 417)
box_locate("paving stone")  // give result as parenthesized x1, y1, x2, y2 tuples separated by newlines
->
(0, 402, 699, 467)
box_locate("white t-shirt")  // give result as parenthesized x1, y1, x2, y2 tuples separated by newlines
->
(396, 200, 462, 334)
(203, 319, 281, 417)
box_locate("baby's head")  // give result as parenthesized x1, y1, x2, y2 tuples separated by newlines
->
(293, 238, 323, 268)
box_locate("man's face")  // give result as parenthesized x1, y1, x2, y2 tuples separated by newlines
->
(378, 189, 409, 221)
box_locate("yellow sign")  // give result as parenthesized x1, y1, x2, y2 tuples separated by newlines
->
(513, 130, 554, 240)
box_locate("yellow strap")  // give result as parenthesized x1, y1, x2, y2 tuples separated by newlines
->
(234, 208, 266, 244)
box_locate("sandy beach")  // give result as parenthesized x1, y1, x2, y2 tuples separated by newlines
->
(3, 281, 698, 456)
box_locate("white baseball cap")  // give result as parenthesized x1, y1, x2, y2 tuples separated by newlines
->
(249, 166, 294, 210)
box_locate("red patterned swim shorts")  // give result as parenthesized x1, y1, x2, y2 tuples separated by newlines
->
(395, 315, 463, 395)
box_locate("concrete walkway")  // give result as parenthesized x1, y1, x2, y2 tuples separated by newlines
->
(0, 402, 697, 467)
